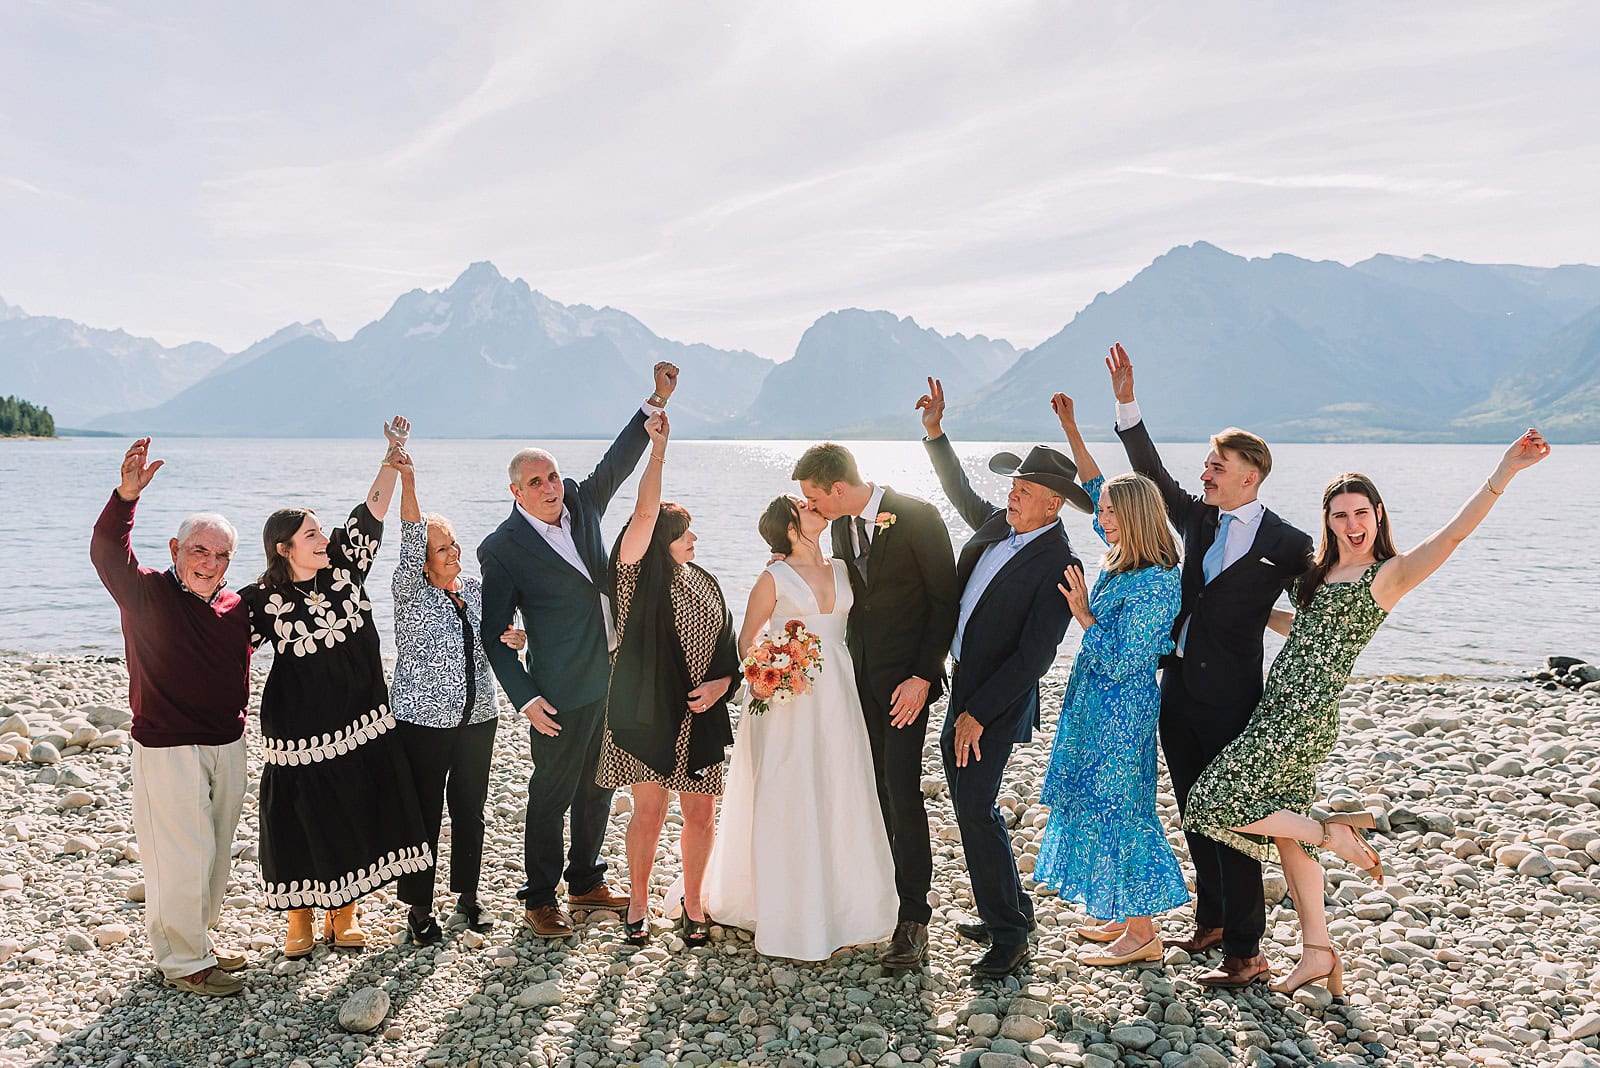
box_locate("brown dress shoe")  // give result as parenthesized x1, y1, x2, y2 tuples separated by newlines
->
(568, 883, 630, 910)
(524, 904, 575, 938)
(882, 921, 928, 969)
(1170, 925, 1224, 953)
(1197, 952, 1271, 988)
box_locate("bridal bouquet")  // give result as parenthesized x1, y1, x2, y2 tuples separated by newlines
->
(741, 619, 824, 715)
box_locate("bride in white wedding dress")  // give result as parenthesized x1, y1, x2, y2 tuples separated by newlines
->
(704, 495, 897, 961)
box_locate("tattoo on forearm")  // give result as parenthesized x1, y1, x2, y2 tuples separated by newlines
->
(371, 491, 379, 503)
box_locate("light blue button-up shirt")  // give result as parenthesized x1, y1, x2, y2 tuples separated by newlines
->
(953, 523, 1054, 660)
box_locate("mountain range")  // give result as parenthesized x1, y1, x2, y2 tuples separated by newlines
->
(3, 244, 1598, 442)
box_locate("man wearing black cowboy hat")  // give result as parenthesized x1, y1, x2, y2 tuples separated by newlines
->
(916, 377, 1090, 980)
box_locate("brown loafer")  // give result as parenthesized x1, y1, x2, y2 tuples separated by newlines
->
(1170, 925, 1224, 953)
(882, 921, 928, 969)
(568, 883, 630, 911)
(1197, 952, 1271, 988)
(525, 904, 575, 938)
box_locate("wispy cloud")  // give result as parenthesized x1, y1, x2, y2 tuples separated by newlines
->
(1122, 166, 1510, 203)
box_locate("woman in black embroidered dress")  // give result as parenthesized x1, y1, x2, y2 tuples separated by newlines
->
(239, 416, 431, 959)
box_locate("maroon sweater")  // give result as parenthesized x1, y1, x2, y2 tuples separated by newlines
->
(90, 492, 251, 747)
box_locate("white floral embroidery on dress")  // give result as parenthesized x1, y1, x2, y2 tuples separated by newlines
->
(263, 578, 370, 657)
(263, 705, 397, 765)
(343, 513, 378, 571)
(262, 844, 433, 909)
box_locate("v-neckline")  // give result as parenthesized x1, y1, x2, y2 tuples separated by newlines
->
(779, 559, 839, 616)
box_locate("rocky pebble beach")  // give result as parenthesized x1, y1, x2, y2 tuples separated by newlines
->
(4, 651, 1600, 1068)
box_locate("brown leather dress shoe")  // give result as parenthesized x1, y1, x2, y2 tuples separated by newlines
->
(524, 904, 575, 938)
(882, 921, 928, 969)
(1197, 952, 1271, 988)
(1170, 925, 1224, 953)
(568, 883, 630, 910)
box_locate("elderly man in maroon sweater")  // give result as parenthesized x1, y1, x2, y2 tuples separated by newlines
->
(90, 438, 253, 997)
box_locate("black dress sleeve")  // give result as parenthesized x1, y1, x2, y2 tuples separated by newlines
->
(327, 502, 384, 584)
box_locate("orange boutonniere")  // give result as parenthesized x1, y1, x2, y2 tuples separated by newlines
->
(875, 511, 897, 532)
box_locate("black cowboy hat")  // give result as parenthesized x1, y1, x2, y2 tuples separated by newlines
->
(988, 445, 1095, 514)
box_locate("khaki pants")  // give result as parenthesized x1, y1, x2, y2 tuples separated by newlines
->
(130, 738, 248, 978)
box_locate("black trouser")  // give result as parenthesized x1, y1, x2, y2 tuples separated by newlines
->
(396, 717, 498, 908)
(521, 698, 612, 908)
(858, 674, 934, 925)
(1158, 658, 1265, 959)
(940, 692, 1033, 948)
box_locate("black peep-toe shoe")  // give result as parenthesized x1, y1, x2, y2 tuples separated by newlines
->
(624, 915, 650, 946)
(681, 913, 711, 948)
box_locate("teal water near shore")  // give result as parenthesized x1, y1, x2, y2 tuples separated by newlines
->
(3, 436, 1594, 677)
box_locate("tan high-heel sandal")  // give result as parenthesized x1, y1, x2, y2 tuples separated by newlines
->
(1270, 942, 1344, 996)
(324, 903, 367, 948)
(283, 909, 315, 959)
(1320, 813, 1384, 885)
(1074, 921, 1127, 943)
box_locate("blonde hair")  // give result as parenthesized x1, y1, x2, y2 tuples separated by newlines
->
(1100, 473, 1181, 574)
(1209, 427, 1273, 482)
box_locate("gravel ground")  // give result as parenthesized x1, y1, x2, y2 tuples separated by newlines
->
(3, 651, 1600, 1068)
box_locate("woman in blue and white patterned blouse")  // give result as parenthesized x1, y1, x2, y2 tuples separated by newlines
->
(389, 448, 524, 945)
(1034, 392, 1189, 967)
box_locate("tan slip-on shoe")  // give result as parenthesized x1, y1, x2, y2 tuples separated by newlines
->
(166, 967, 244, 997)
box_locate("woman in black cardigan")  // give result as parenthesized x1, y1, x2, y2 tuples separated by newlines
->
(596, 411, 738, 947)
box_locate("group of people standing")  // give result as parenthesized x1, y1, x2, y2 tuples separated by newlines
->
(90, 349, 1549, 1001)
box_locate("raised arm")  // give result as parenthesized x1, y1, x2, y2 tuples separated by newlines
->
(738, 571, 777, 656)
(90, 438, 165, 601)
(617, 412, 671, 566)
(1051, 391, 1101, 482)
(918, 378, 1002, 530)
(577, 362, 678, 515)
(1370, 430, 1550, 611)
(391, 449, 426, 604)
(363, 416, 409, 521)
(1106, 344, 1197, 525)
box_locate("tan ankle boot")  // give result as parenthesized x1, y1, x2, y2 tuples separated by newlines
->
(283, 909, 315, 959)
(324, 902, 367, 948)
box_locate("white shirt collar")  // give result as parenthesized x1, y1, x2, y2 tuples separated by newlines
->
(1220, 498, 1265, 527)
(857, 483, 886, 522)
(516, 502, 570, 534)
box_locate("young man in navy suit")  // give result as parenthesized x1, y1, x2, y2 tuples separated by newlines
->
(918, 378, 1091, 980)
(1107, 343, 1313, 988)
(479, 363, 678, 938)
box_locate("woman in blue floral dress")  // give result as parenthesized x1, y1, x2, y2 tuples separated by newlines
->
(1184, 429, 1550, 996)
(1034, 393, 1188, 966)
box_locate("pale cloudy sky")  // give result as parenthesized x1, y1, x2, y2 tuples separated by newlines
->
(2, 1, 1596, 360)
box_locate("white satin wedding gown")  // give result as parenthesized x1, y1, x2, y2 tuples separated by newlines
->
(705, 560, 897, 961)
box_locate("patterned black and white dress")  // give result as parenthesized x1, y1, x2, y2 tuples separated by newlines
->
(240, 502, 432, 910)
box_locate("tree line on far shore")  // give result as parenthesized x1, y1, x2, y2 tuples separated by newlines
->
(0, 396, 55, 437)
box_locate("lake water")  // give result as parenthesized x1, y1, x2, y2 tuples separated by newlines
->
(2, 436, 1594, 678)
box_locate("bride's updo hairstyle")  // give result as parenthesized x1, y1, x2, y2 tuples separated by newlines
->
(759, 496, 801, 555)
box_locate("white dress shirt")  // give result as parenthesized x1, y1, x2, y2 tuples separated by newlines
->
(851, 483, 887, 557)
(952, 523, 1053, 661)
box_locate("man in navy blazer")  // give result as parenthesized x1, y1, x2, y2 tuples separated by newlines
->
(1107, 343, 1312, 988)
(479, 362, 678, 938)
(918, 378, 1090, 980)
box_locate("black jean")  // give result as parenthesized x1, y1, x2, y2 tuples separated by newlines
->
(395, 717, 498, 908)
(1158, 658, 1266, 959)
(858, 674, 934, 925)
(521, 698, 612, 908)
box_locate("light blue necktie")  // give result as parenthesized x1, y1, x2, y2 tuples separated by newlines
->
(1202, 512, 1235, 584)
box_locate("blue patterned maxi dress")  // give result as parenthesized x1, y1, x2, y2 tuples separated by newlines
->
(1035, 477, 1189, 922)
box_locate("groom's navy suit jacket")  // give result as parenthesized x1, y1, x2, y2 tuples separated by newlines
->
(925, 434, 1079, 744)
(479, 409, 651, 716)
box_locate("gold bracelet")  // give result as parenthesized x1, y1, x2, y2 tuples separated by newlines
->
(651, 454, 667, 465)
(648, 393, 667, 407)
(1485, 476, 1503, 496)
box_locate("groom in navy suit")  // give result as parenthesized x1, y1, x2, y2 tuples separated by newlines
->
(479, 362, 678, 938)
(918, 378, 1089, 980)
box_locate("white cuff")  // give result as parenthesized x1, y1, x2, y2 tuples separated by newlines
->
(521, 696, 545, 714)
(642, 399, 665, 416)
(1115, 400, 1143, 432)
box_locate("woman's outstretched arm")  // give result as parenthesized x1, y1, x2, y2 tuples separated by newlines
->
(616, 412, 670, 566)
(1051, 392, 1102, 482)
(1371, 429, 1550, 611)
(365, 415, 410, 520)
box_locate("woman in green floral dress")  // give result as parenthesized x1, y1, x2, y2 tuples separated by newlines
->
(1184, 429, 1550, 996)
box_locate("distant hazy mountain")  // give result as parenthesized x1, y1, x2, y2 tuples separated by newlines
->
(1453, 305, 1600, 440)
(747, 309, 1018, 436)
(949, 243, 1600, 442)
(0, 295, 230, 426)
(92, 264, 776, 437)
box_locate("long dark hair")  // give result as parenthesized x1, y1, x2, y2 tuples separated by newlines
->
(1297, 473, 1397, 608)
(257, 507, 317, 591)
